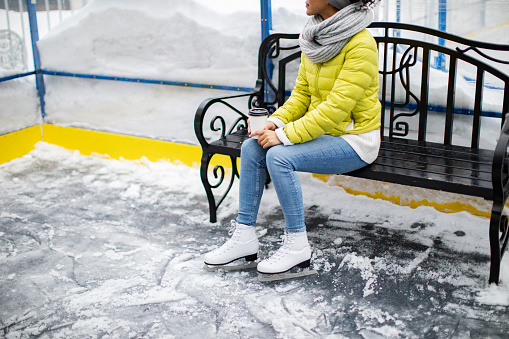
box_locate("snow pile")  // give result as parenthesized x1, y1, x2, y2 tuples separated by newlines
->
(37, 0, 261, 88)
(0, 77, 40, 135)
(0, 0, 310, 139)
(41, 77, 225, 143)
(32, 0, 308, 142)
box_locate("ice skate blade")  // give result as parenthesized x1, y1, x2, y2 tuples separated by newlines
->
(203, 261, 258, 272)
(257, 268, 317, 282)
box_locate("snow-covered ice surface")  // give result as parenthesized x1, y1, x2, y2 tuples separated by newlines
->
(1, 142, 507, 338)
(1, 1, 509, 336)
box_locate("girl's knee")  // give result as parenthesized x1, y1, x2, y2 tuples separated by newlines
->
(241, 138, 261, 155)
(266, 146, 291, 169)
(241, 138, 268, 166)
(265, 146, 277, 163)
(241, 137, 257, 150)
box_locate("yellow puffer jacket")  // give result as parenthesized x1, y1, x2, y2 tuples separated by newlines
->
(271, 29, 381, 144)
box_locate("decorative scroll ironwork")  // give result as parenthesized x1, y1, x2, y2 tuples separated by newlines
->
(268, 40, 300, 59)
(229, 117, 248, 135)
(210, 165, 226, 189)
(206, 156, 239, 212)
(380, 45, 421, 137)
(199, 151, 240, 222)
(268, 40, 282, 59)
(210, 116, 227, 140)
(205, 99, 249, 141)
(457, 46, 509, 65)
(249, 90, 263, 109)
(260, 35, 300, 110)
(209, 115, 248, 140)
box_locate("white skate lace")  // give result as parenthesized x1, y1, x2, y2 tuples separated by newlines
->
(265, 231, 294, 263)
(215, 220, 241, 253)
(227, 220, 238, 237)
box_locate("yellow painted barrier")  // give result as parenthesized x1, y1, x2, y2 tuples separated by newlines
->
(42, 124, 203, 167)
(0, 125, 42, 165)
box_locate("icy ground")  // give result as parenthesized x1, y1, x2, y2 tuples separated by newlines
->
(0, 142, 507, 338)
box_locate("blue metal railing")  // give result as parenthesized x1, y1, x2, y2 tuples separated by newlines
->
(0, 71, 35, 82)
(40, 70, 254, 93)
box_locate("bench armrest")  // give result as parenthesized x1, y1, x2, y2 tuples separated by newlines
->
(492, 113, 509, 202)
(194, 81, 263, 149)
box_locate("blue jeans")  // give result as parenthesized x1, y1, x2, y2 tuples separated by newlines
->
(236, 135, 368, 233)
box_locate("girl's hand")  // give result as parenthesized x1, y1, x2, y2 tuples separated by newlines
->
(249, 121, 277, 137)
(253, 130, 282, 149)
(265, 122, 277, 131)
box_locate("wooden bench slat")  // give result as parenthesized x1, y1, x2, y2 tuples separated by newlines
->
(379, 145, 493, 174)
(376, 155, 492, 181)
(382, 138, 494, 162)
(350, 162, 493, 198)
(373, 156, 492, 183)
(378, 153, 492, 177)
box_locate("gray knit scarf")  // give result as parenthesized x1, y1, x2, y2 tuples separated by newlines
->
(299, 4, 374, 63)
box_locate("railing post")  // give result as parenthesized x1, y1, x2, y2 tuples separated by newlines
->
(260, 0, 274, 105)
(260, 0, 272, 41)
(437, 0, 447, 70)
(26, 0, 46, 119)
(394, 0, 401, 38)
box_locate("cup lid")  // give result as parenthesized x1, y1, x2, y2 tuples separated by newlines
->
(249, 108, 268, 116)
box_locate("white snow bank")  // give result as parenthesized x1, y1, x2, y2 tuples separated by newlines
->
(37, 0, 262, 88)
(42, 76, 241, 143)
(0, 77, 40, 134)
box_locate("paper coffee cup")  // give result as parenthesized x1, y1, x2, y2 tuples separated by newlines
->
(249, 108, 269, 139)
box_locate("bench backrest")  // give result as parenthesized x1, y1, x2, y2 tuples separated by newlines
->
(253, 22, 509, 150)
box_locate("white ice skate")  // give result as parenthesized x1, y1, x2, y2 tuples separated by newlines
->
(257, 231, 317, 282)
(203, 220, 259, 271)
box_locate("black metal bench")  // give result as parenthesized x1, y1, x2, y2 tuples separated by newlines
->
(194, 22, 509, 284)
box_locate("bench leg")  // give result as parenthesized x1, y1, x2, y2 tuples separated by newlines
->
(200, 152, 218, 223)
(264, 167, 271, 188)
(200, 152, 240, 223)
(488, 202, 509, 285)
